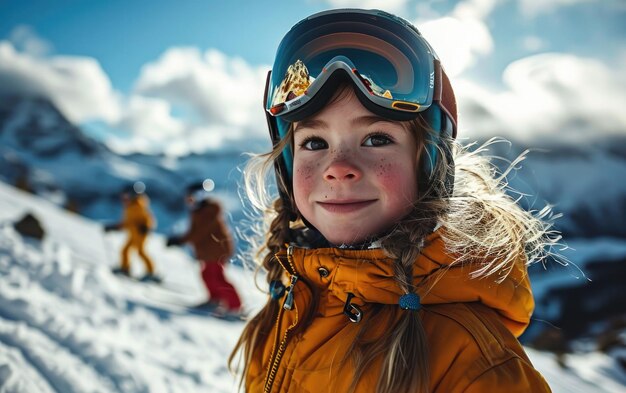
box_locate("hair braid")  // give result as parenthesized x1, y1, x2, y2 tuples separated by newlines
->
(376, 205, 437, 393)
(228, 197, 293, 385)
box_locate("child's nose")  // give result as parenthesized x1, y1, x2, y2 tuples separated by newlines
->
(324, 159, 362, 182)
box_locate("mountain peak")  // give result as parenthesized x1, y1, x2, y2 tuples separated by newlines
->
(0, 94, 102, 157)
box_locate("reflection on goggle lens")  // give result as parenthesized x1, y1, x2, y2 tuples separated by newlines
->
(271, 60, 312, 108)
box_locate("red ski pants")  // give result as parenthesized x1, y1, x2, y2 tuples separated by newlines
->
(201, 261, 242, 310)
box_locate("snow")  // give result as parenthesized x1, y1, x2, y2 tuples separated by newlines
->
(527, 348, 626, 393)
(0, 180, 624, 392)
(0, 181, 264, 392)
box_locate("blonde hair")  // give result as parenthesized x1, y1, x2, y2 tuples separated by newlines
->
(229, 89, 563, 392)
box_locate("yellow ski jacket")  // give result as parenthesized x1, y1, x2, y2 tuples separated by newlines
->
(246, 232, 550, 392)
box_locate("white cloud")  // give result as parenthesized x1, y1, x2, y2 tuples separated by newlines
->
(455, 53, 626, 142)
(453, 0, 499, 20)
(417, 0, 497, 77)
(420, 17, 493, 77)
(517, 0, 596, 17)
(105, 121, 255, 157)
(0, 40, 121, 124)
(323, 0, 408, 15)
(104, 134, 158, 156)
(107, 46, 274, 156)
(134, 47, 268, 135)
(116, 96, 185, 139)
(171, 124, 234, 155)
(0, 32, 271, 155)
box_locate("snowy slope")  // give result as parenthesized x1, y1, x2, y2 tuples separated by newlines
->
(0, 180, 624, 392)
(0, 181, 265, 392)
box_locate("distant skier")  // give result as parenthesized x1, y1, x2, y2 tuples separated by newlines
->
(105, 181, 160, 282)
(166, 180, 242, 314)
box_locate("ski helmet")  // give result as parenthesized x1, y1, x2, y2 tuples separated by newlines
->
(120, 181, 146, 199)
(185, 179, 215, 201)
(264, 9, 457, 208)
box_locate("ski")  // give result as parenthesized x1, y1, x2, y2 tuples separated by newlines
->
(112, 270, 189, 295)
(110, 269, 245, 321)
(141, 293, 246, 321)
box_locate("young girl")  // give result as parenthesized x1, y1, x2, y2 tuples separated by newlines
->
(231, 9, 554, 393)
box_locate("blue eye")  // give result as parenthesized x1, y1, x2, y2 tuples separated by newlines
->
(363, 133, 393, 147)
(301, 137, 328, 150)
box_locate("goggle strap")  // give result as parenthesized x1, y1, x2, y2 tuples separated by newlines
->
(433, 59, 442, 103)
(439, 104, 457, 139)
(439, 68, 458, 138)
(263, 71, 274, 138)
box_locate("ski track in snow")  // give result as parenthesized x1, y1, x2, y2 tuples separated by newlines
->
(0, 181, 624, 392)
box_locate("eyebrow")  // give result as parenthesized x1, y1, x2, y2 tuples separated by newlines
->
(294, 118, 328, 132)
(351, 115, 396, 128)
(294, 115, 397, 132)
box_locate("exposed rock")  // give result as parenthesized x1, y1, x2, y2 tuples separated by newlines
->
(13, 212, 45, 240)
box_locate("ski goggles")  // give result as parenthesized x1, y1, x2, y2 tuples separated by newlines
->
(264, 9, 448, 127)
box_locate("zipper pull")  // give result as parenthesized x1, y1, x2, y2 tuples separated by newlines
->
(283, 274, 299, 310)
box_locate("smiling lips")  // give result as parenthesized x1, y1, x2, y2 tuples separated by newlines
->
(317, 199, 377, 213)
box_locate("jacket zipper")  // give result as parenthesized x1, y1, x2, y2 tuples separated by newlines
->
(264, 246, 299, 392)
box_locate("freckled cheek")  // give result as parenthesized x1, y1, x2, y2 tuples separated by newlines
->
(293, 160, 318, 203)
(372, 162, 417, 200)
(295, 162, 315, 181)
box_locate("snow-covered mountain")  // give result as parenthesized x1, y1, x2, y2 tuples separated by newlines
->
(0, 95, 252, 234)
(0, 95, 102, 157)
(1, 180, 624, 392)
(485, 137, 626, 239)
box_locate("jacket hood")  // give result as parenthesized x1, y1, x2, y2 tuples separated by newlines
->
(285, 231, 534, 337)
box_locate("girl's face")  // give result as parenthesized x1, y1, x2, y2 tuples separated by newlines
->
(292, 89, 419, 245)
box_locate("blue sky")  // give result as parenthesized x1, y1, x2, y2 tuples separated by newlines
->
(1, 0, 625, 155)
(1, 0, 324, 91)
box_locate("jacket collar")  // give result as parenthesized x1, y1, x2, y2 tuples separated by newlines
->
(278, 231, 534, 336)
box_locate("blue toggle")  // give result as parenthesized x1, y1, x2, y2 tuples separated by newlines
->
(399, 293, 421, 311)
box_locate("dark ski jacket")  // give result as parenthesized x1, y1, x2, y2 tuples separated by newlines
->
(179, 199, 233, 262)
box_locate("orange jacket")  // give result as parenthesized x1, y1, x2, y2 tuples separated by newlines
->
(246, 233, 550, 392)
(121, 195, 154, 241)
(180, 199, 233, 262)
